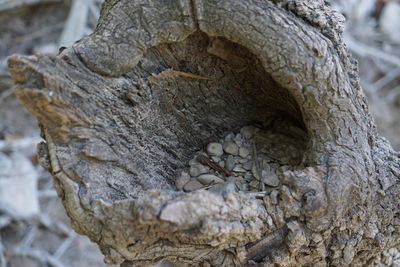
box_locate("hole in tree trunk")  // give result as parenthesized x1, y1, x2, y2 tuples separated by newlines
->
(120, 31, 309, 193)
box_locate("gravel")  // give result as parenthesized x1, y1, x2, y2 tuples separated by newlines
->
(175, 125, 304, 194)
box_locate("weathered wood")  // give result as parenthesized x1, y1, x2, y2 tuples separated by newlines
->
(7, 0, 400, 266)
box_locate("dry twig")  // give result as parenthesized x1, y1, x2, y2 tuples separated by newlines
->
(59, 0, 90, 47)
(197, 155, 233, 177)
(344, 34, 400, 67)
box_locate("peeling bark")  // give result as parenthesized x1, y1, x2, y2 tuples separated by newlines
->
(7, 0, 400, 266)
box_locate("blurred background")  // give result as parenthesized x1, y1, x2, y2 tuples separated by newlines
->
(0, 0, 399, 266)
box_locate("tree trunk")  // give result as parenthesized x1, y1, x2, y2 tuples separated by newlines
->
(7, 0, 400, 266)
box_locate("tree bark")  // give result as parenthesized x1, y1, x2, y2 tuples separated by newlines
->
(7, 0, 400, 266)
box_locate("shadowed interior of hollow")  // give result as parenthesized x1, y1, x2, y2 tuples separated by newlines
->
(120, 31, 309, 192)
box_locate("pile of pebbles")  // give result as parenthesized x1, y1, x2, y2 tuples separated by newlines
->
(175, 125, 304, 194)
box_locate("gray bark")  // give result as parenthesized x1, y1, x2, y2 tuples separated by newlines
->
(6, 0, 400, 266)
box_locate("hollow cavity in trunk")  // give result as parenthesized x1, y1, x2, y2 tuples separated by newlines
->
(121, 31, 309, 194)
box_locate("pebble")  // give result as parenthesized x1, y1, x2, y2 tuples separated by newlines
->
(189, 164, 209, 177)
(234, 133, 244, 146)
(239, 147, 251, 158)
(239, 183, 249, 191)
(175, 171, 190, 190)
(209, 182, 238, 195)
(249, 180, 259, 189)
(224, 132, 235, 142)
(240, 126, 255, 139)
(279, 165, 291, 172)
(182, 126, 302, 194)
(270, 190, 279, 205)
(206, 142, 223, 157)
(244, 172, 252, 180)
(228, 176, 244, 191)
(218, 161, 225, 168)
(262, 170, 280, 187)
(183, 179, 204, 192)
(251, 164, 261, 180)
(197, 174, 224, 185)
(237, 157, 249, 163)
(233, 165, 247, 173)
(225, 155, 235, 171)
(211, 156, 220, 162)
(223, 141, 238, 155)
(242, 161, 253, 170)
(189, 158, 199, 166)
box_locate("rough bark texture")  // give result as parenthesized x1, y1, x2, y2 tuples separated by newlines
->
(6, 0, 400, 266)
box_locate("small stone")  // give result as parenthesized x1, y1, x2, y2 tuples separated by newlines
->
(175, 171, 190, 190)
(262, 170, 280, 187)
(183, 179, 204, 191)
(244, 172, 252, 180)
(223, 141, 238, 155)
(240, 126, 255, 139)
(224, 132, 235, 142)
(249, 180, 259, 189)
(239, 147, 251, 158)
(233, 165, 247, 173)
(234, 133, 244, 146)
(218, 161, 225, 168)
(197, 174, 224, 185)
(251, 164, 261, 180)
(209, 182, 238, 195)
(189, 164, 210, 177)
(242, 161, 253, 170)
(240, 183, 249, 191)
(279, 165, 291, 172)
(189, 158, 199, 166)
(270, 190, 279, 205)
(225, 155, 235, 171)
(228, 176, 245, 191)
(211, 156, 220, 162)
(206, 142, 223, 157)
(238, 157, 249, 163)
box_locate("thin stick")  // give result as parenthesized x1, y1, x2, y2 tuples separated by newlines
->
(53, 231, 76, 259)
(59, 0, 89, 46)
(344, 34, 400, 67)
(247, 191, 267, 198)
(196, 155, 234, 177)
(252, 140, 265, 191)
(14, 247, 64, 267)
